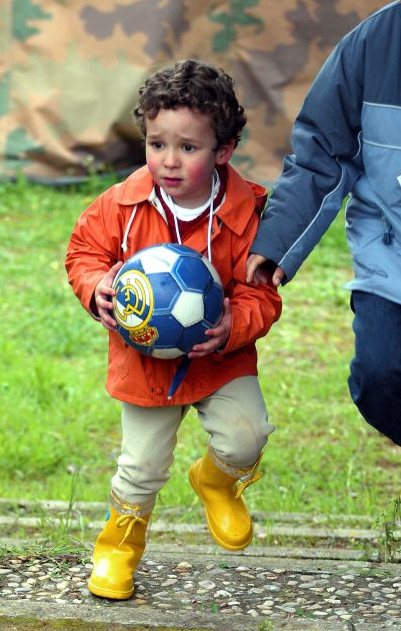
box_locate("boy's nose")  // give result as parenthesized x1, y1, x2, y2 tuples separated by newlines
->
(163, 148, 180, 168)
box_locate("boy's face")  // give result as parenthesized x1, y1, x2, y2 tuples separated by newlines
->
(145, 107, 234, 208)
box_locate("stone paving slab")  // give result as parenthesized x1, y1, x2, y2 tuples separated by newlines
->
(0, 498, 387, 549)
(0, 539, 376, 561)
(0, 499, 377, 524)
(1, 548, 401, 630)
(1, 595, 401, 631)
(0, 515, 383, 542)
(147, 542, 376, 561)
(0, 601, 354, 631)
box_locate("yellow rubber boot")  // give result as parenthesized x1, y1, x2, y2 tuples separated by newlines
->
(88, 500, 150, 600)
(188, 448, 263, 551)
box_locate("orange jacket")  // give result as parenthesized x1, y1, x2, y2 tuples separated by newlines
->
(65, 165, 282, 406)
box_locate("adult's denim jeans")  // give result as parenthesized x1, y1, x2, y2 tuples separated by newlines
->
(348, 290, 401, 446)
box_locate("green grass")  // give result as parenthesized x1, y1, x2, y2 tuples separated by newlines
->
(0, 175, 399, 520)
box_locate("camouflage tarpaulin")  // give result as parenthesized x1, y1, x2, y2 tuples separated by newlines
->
(0, 0, 388, 184)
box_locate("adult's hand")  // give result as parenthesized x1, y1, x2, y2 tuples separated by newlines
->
(246, 254, 285, 287)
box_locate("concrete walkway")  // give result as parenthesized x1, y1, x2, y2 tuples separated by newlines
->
(1, 499, 401, 630)
(1, 544, 401, 630)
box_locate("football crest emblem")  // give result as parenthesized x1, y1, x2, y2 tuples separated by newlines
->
(112, 269, 154, 333)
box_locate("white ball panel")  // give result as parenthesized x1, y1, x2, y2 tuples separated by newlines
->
(201, 256, 222, 285)
(172, 291, 204, 327)
(140, 247, 179, 274)
(151, 347, 184, 359)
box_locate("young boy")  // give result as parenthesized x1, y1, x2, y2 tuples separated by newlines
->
(65, 59, 281, 601)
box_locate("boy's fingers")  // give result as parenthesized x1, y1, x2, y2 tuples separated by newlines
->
(109, 260, 124, 280)
(98, 298, 113, 311)
(101, 261, 124, 289)
(98, 284, 115, 297)
(204, 326, 221, 337)
(189, 342, 219, 358)
(99, 310, 118, 330)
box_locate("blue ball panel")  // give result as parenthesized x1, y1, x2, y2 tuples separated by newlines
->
(178, 321, 210, 352)
(118, 258, 145, 275)
(146, 272, 181, 312)
(165, 243, 200, 258)
(150, 313, 184, 348)
(174, 256, 213, 292)
(203, 283, 224, 326)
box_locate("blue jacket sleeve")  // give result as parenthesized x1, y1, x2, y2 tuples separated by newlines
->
(250, 29, 365, 282)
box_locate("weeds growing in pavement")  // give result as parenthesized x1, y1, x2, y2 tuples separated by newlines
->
(376, 496, 401, 562)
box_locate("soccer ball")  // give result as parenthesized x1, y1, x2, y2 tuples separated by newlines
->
(112, 243, 224, 358)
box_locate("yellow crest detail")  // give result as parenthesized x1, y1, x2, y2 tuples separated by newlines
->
(113, 269, 154, 331)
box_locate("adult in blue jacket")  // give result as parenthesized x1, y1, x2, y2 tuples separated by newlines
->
(247, 1, 401, 445)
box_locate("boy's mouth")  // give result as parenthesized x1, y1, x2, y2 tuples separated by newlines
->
(163, 177, 182, 186)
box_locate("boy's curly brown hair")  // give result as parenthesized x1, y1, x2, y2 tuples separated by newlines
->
(133, 59, 247, 148)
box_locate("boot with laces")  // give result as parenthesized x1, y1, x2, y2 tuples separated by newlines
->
(88, 492, 151, 600)
(189, 447, 263, 551)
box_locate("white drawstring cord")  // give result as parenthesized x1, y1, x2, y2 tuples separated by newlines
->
(121, 204, 138, 252)
(120, 172, 219, 259)
(206, 190, 214, 263)
(172, 205, 182, 245)
(164, 171, 218, 263)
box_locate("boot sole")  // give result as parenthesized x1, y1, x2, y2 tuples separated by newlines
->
(188, 463, 253, 551)
(88, 579, 133, 600)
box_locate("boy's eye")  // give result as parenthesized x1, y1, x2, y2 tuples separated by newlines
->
(183, 144, 195, 152)
(150, 141, 163, 149)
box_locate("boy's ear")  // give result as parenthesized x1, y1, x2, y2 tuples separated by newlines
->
(215, 140, 235, 165)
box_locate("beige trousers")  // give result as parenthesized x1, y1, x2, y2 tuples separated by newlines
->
(111, 376, 274, 514)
